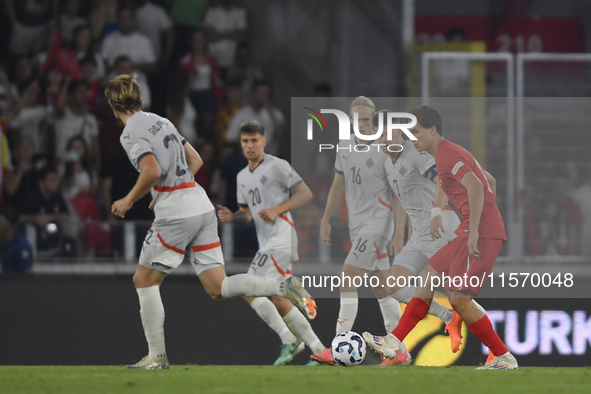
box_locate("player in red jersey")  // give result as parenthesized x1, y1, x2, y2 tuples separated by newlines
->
(364, 105, 518, 370)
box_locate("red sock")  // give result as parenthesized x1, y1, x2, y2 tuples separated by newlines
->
(468, 315, 509, 357)
(391, 298, 430, 341)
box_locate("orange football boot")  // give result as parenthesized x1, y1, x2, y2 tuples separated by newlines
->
(445, 310, 464, 353)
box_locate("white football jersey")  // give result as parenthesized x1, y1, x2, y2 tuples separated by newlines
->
(334, 139, 395, 236)
(385, 141, 452, 241)
(237, 154, 302, 255)
(120, 111, 214, 220)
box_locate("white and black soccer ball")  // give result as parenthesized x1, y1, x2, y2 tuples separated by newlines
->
(331, 331, 366, 366)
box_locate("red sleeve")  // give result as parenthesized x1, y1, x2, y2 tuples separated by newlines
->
(439, 146, 473, 184)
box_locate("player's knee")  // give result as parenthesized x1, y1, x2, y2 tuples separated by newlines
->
(449, 297, 470, 314)
(132, 271, 146, 287)
(272, 296, 290, 314)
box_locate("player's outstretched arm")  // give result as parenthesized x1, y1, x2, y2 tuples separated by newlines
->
(112, 155, 161, 218)
(183, 141, 204, 175)
(460, 172, 485, 258)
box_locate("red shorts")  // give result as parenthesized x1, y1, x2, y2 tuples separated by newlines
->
(429, 237, 504, 296)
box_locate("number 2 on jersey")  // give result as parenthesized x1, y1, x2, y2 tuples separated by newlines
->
(163, 134, 189, 176)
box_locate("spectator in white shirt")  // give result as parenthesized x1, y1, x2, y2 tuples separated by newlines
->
(203, 0, 248, 77)
(133, 0, 174, 63)
(226, 79, 284, 154)
(54, 79, 100, 173)
(9, 80, 52, 156)
(101, 6, 156, 75)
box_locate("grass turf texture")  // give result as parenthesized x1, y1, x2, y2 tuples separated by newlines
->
(1, 366, 590, 394)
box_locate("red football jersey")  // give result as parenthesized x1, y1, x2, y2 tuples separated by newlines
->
(435, 140, 507, 240)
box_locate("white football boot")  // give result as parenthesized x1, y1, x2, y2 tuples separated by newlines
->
(476, 353, 518, 370)
(126, 355, 170, 369)
(362, 332, 400, 359)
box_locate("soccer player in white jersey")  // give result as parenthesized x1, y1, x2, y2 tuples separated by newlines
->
(311, 96, 409, 365)
(105, 75, 314, 370)
(218, 121, 326, 365)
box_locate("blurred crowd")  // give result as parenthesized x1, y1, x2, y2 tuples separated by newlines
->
(0, 1, 587, 274)
(520, 139, 591, 258)
(0, 0, 302, 272)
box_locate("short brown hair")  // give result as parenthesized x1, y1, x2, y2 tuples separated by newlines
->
(410, 105, 444, 136)
(240, 120, 265, 136)
(104, 74, 144, 114)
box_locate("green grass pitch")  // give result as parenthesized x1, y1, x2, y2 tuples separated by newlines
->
(1, 365, 590, 394)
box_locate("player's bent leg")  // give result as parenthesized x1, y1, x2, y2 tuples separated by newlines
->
(387, 264, 454, 326)
(246, 296, 302, 365)
(274, 296, 326, 357)
(198, 267, 316, 319)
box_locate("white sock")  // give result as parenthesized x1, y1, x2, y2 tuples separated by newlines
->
(391, 287, 454, 324)
(336, 292, 358, 333)
(136, 285, 166, 360)
(377, 297, 407, 353)
(250, 297, 296, 344)
(283, 307, 326, 354)
(221, 275, 284, 298)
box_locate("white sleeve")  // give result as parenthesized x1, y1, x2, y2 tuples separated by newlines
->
(275, 159, 303, 189)
(413, 151, 436, 178)
(121, 132, 154, 171)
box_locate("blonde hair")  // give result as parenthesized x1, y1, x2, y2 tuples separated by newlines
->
(104, 74, 144, 114)
(349, 96, 376, 115)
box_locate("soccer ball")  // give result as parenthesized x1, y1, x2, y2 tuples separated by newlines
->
(331, 331, 366, 366)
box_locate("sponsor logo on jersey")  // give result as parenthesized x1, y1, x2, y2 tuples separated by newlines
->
(130, 143, 140, 160)
(451, 161, 464, 175)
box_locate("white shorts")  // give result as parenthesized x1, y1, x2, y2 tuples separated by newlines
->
(343, 232, 391, 272)
(247, 249, 292, 281)
(139, 210, 224, 275)
(393, 211, 459, 275)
